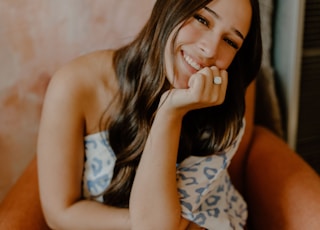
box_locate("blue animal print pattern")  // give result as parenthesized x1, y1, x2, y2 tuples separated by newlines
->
(82, 120, 246, 229)
(176, 121, 246, 229)
(83, 131, 116, 202)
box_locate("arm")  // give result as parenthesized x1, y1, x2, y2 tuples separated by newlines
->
(130, 103, 189, 230)
(129, 67, 228, 230)
(37, 62, 130, 230)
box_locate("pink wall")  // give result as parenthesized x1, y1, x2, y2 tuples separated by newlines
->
(0, 0, 154, 201)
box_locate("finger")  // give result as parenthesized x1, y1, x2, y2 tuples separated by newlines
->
(188, 68, 209, 91)
(208, 66, 228, 105)
(187, 72, 207, 102)
(195, 66, 222, 103)
(216, 69, 228, 104)
(210, 66, 221, 85)
(189, 67, 214, 88)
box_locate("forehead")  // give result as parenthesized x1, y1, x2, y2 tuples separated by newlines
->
(204, 0, 252, 36)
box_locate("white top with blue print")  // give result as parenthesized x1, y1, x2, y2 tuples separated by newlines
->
(83, 121, 246, 230)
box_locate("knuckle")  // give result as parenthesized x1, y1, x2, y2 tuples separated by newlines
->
(199, 67, 211, 75)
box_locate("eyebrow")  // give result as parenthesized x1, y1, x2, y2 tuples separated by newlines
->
(204, 6, 245, 40)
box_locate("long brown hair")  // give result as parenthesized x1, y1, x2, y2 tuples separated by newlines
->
(100, 0, 262, 208)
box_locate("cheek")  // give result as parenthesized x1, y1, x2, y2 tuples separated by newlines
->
(216, 48, 237, 70)
(164, 51, 173, 81)
(176, 23, 201, 43)
(164, 40, 178, 87)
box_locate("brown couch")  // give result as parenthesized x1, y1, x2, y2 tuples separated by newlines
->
(1, 82, 320, 230)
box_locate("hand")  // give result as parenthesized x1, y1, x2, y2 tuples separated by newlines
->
(159, 66, 228, 116)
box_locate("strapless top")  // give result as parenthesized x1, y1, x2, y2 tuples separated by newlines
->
(82, 120, 247, 229)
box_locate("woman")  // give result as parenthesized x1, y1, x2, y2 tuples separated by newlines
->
(37, 0, 262, 229)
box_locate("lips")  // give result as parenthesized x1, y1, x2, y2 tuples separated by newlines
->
(183, 53, 202, 71)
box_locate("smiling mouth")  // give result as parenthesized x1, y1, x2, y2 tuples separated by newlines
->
(183, 53, 202, 71)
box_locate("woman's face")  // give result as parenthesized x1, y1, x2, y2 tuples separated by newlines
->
(165, 0, 252, 88)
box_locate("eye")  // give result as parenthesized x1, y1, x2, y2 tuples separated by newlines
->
(223, 38, 239, 50)
(193, 14, 209, 27)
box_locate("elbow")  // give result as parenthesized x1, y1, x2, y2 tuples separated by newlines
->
(131, 223, 180, 230)
(42, 208, 63, 230)
(41, 203, 70, 230)
(130, 211, 186, 230)
(131, 220, 188, 230)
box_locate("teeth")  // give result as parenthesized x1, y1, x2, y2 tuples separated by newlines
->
(184, 54, 201, 70)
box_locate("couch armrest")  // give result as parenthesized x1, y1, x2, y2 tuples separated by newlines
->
(245, 126, 320, 230)
(0, 157, 50, 229)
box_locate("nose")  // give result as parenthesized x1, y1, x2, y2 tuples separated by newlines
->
(198, 32, 219, 59)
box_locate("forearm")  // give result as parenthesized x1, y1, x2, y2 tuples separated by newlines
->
(130, 108, 186, 230)
(130, 67, 226, 229)
(44, 200, 130, 230)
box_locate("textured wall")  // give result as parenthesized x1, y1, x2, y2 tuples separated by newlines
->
(0, 0, 278, 203)
(0, 0, 154, 201)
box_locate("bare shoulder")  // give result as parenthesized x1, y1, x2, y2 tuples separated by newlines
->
(47, 50, 117, 99)
(43, 50, 118, 133)
(49, 50, 116, 93)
